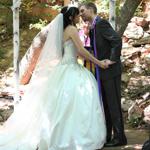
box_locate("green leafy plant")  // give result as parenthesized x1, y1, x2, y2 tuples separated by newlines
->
(29, 19, 48, 30)
(134, 4, 145, 17)
(21, 0, 37, 14)
(128, 116, 143, 128)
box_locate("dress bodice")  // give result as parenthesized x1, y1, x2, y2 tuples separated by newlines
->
(61, 40, 77, 64)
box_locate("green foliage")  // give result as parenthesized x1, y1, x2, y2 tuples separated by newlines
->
(128, 116, 143, 128)
(51, 4, 62, 10)
(0, 47, 13, 72)
(29, 19, 48, 30)
(0, 48, 5, 59)
(97, 0, 109, 14)
(116, 0, 122, 17)
(134, 4, 145, 17)
(20, 0, 61, 29)
(79, 0, 95, 3)
(21, 0, 37, 14)
(0, 0, 13, 35)
(97, 0, 122, 15)
(0, 0, 12, 8)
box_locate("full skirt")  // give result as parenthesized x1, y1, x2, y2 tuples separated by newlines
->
(0, 63, 106, 150)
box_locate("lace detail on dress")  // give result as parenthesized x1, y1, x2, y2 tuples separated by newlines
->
(60, 40, 77, 65)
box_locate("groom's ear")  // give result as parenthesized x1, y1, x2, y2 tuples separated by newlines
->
(89, 8, 94, 14)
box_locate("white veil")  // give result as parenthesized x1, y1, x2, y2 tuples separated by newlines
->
(29, 13, 63, 84)
(19, 13, 63, 85)
(0, 14, 64, 150)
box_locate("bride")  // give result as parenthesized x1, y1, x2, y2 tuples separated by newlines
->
(0, 6, 106, 150)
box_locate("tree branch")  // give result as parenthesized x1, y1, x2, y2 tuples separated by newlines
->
(116, 0, 143, 37)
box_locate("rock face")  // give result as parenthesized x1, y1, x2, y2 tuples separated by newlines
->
(124, 22, 144, 39)
(123, 16, 150, 46)
(122, 15, 150, 126)
(0, 98, 14, 124)
(144, 105, 150, 124)
(0, 68, 14, 124)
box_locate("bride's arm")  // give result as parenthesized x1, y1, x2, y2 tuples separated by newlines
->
(68, 26, 108, 69)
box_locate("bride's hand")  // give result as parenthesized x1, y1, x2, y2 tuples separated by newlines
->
(98, 60, 109, 69)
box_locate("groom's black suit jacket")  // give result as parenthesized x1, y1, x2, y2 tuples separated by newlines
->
(90, 16, 122, 80)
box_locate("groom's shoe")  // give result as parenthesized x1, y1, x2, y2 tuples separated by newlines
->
(106, 137, 111, 143)
(104, 138, 127, 147)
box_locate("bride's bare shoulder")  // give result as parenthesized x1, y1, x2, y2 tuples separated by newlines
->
(65, 25, 77, 33)
(64, 25, 78, 41)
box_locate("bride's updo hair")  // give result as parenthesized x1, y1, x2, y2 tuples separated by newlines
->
(61, 6, 79, 29)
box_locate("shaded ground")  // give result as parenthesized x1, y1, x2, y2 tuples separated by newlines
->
(103, 125, 148, 150)
(0, 97, 149, 150)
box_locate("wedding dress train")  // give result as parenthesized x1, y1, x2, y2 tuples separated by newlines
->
(0, 39, 106, 150)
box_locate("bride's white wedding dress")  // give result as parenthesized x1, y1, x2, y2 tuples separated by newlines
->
(0, 39, 106, 150)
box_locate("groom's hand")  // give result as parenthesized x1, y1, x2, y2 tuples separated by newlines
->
(103, 59, 116, 65)
(99, 60, 109, 69)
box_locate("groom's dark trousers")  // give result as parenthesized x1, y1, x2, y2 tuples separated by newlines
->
(89, 16, 126, 142)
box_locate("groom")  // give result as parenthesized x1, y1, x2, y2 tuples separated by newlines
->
(79, 2, 127, 147)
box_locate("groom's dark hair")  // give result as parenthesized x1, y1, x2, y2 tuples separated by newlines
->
(79, 2, 97, 14)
